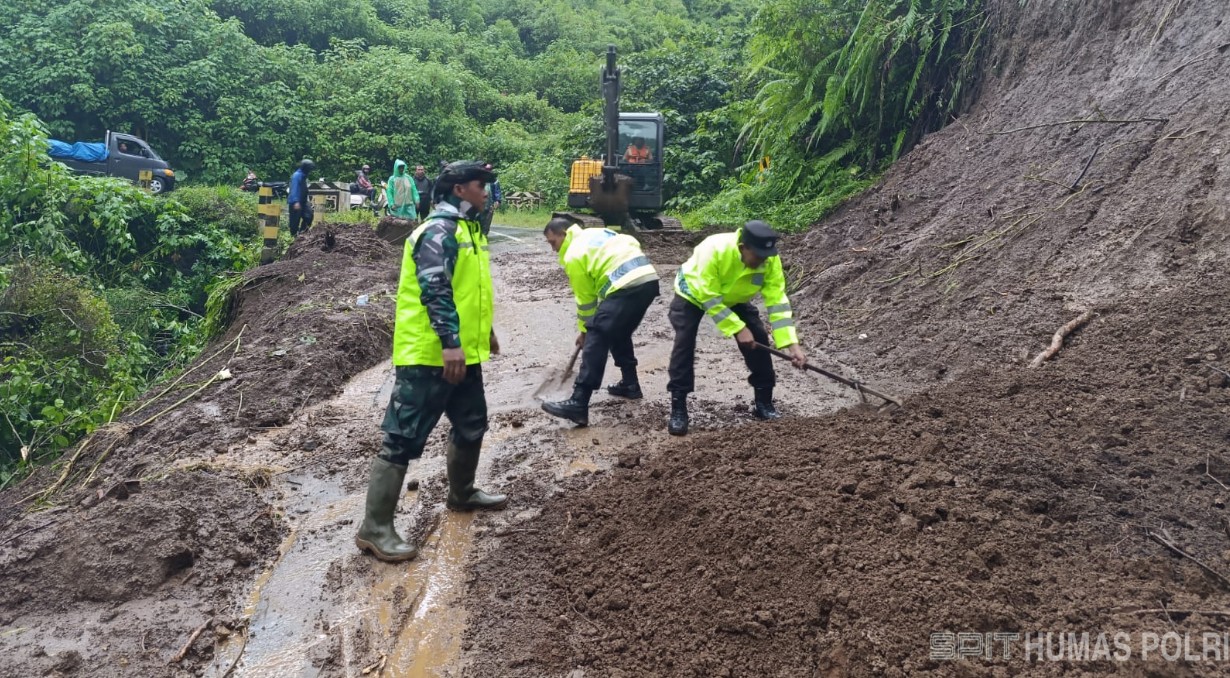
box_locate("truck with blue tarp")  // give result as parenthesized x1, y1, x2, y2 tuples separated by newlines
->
(47, 131, 176, 194)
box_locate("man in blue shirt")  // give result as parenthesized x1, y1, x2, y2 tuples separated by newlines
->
(288, 158, 315, 237)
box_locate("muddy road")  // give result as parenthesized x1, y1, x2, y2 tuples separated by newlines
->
(0, 223, 861, 678)
(212, 225, 857, 677)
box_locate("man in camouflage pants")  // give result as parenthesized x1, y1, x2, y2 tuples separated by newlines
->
(354, 161, 507, 563)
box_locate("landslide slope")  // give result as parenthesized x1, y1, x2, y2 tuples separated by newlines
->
(466, 0, 1230, 675)
(789, 0, 1229, 384)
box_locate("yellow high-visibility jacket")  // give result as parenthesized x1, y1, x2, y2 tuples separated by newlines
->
(558, 225, 657, 331)
(392, 202, 494, 366)
(674, 230, 798, 347)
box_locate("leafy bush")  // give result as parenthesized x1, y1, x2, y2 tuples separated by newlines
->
(0, 260, 156, 481)
(1, 260, 121, 366)
(171, 186, 260, 240)
(0, 99, 260, 478)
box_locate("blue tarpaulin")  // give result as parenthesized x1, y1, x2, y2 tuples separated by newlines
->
(47, 140, 109, 163)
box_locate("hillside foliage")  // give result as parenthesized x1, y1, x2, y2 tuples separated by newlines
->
(1, 0, 983, 228)
(0, 99, 258, 483)
(0, 0, 986, 478)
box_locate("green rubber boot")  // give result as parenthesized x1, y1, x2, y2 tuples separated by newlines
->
(446, 442, 508, 511)
(354, 457, 419, 562)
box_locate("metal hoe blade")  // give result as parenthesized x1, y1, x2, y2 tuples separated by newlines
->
(532, 344, 582, 400)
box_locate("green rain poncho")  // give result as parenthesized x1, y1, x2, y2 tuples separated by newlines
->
(386, 159, 420, 219)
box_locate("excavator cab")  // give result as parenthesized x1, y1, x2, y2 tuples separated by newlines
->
(567, 47, 678, 231)
(615, 114, 665, 210)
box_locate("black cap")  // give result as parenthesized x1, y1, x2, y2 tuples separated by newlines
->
(740, 220, 780, 257)
(434, 160, 497, 200)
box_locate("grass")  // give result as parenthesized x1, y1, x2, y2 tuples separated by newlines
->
(491, 207, 558, 230)
(326, 208, 380, 225)
(316, 205, 556, 230)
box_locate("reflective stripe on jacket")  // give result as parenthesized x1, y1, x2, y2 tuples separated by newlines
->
(674, 230, 798, 347)
(558, 225, 657, 331)
(392, 202, 494, 366)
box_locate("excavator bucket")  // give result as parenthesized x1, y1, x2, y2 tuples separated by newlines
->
(587, 173, 633, 226)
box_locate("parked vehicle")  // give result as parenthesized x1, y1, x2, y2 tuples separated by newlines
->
(48, 131, 176, 194)
(239, 172, 289, 199)
(349, 180, 387, 215)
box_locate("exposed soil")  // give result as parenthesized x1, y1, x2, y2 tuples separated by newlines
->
(464, 0, 1230, 675)
(0, 224, 400, 677)
(466, 281, 1230, 677)
(2, 0, 1228, 675)
(783, 0, 1230, 391)
(0, 222, 797, 678)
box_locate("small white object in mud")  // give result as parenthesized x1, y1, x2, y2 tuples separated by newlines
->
(356, 294, 369, 306)
(218, 368, 233, 380)
(858, 333, 869, 340)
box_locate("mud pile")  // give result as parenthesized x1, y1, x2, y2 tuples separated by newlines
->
(0, 224, 400, 677)
(469, 281, 1230, 676)
(467, 0, 1230, 674)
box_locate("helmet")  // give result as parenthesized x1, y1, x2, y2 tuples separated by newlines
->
(434, 160, 497, 199)
(300, 157, 315, 172)
(362, 164, 371, 171)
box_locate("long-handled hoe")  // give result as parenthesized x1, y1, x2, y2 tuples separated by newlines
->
(757, 343, 903, 410)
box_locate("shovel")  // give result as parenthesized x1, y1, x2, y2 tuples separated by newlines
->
(532, 344, 582, 400)
(756, 343, 903, 409)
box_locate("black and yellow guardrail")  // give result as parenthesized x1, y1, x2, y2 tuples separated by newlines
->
(258, 185, 282, 265)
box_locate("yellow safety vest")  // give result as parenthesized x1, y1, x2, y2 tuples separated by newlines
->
(674, 230, 798, 347)
(392, 211, 494, 366)
(558, 225, 657, 331)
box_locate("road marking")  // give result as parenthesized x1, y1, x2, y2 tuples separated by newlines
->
(488, 229, 523, 242)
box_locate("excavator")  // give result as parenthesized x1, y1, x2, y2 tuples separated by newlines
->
(566, 46, 681, 232)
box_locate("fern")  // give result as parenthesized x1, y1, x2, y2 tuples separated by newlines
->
(706, 0, 986, 230)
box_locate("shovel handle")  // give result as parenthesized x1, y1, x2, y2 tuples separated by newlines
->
(755, 343, 902, 408)
(563, 343, 582, 378)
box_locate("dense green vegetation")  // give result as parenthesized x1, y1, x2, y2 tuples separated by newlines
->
(0, 0, 749, 193)
(695, 0, 986, 227)
(0, 0, 985, 225)
(0, 0, 986, 478)
(0, 100, 259, 483)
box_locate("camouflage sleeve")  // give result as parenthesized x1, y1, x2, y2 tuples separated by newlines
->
(412, 219, 462, 348)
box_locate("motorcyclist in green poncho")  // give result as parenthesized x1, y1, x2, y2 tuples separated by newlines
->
(386, 159, 420, 219)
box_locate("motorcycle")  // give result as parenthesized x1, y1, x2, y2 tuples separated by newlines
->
(240, 174, 289, 199)
(349, 180, 387, 215)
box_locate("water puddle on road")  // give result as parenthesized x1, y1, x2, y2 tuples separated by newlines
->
(364, 511, 475, 677)
(205, 358, 480, 677)
(209, 475, 476, 677)
(207, 473, 361, 678)
(195, 230, 691, 677)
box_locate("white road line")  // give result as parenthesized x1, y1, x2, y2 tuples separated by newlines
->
(489, 229, 523, 242)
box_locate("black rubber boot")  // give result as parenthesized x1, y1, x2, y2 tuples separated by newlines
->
(668, 392, 689, 436)
(542, 386, 591, 426)
(354, 457, 419, 562)
(752, 387, 781, 420)
(446, 442, 508, 511)
(606, 366, 643, 400)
